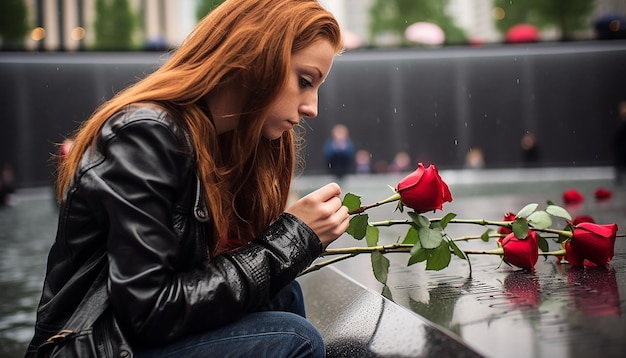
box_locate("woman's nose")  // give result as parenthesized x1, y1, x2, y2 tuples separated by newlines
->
(300, 93, 318, 118)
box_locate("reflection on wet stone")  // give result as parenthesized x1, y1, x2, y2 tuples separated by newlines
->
(3, 171, 626, 357)
(301, 169, 626, 358)
(566, 266, 621, 318)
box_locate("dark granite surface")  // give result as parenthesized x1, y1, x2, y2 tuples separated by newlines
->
(295, 167, 626, 358)
(299, 267, 484, 357)
(2, 167, 624, 357)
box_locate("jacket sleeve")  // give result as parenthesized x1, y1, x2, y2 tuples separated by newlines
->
(90, 115, 322, 347)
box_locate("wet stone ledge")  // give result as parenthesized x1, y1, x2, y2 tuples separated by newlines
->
(298, 267, 484, 357)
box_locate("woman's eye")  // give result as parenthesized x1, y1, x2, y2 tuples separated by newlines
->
(299, 77, 313, 88)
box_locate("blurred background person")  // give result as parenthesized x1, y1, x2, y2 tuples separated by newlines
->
(355, 149, 372, 174)
(324, 124, 355, 179)
(388, 151, 411, 173)
(464, 147, 485, 169)
(520, 131, 540, 167)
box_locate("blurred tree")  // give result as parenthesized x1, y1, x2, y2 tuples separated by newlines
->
(93, 0, 137, 50)
(369, 0, 467, 46)
(493, 0, 595, 41)
(196, 0, 226, 21)
(0, 0, 29, 50)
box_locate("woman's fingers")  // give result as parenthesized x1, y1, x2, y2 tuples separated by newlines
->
(286, 183, 350, 248)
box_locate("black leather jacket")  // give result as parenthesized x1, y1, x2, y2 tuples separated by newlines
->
(26, 104, 322, 353)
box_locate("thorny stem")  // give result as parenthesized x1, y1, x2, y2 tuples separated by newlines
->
(300, 245, 507, 276)
(299, 241, 602, 276)
(299, 253, 358, 276)
(453, 234, 504, 241)
(367, 218, 575, 238)
(348, 193, 401, 215)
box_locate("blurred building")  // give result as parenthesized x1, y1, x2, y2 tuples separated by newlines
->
(17, 0, 626, 51)
(22, 0, 197, 51)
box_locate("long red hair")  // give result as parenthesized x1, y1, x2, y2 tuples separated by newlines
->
(56, 0, 343, 256)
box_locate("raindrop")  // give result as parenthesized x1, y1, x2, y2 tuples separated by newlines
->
(454, 139, 458, 145)
(516, 79, 520, 84)
(394, 108, 397, 113)
(464, 122, 468, 127)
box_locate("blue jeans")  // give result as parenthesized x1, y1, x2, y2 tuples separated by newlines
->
(135, 280, 325, 358)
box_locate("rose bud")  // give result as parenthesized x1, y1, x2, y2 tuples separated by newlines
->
(594, 187, 612, 201)
(562, 188, 584, 205)
(498, 230, 539, 271)
(396, 163, 452, 213)
(569, 222, 618, 267)
(499, 212, 516, 235)
(571, 215, 595, 225)
(564, 241, 584, 266)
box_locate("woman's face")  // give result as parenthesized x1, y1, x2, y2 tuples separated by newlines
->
(262, 39, 336, 140)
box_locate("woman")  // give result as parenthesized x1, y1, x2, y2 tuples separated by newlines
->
(26, 0, 349, 356)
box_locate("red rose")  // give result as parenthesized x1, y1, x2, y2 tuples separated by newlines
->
(571, 215, 595, 225)
(562, 188, 584, 205)
(564, 241, 584, 266)
(568, 222, 618, 267)
(396, 163, 452, 213)
(594, 187, 612, 201)
(499, 212, 516, 235)
(498, 231, 539, 271)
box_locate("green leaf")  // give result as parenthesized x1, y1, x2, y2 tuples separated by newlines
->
(439, 212, 457, 229)
(381, 285, 393, 300)
(409, 241, 422, 256)
(516, 203, 538, 218)
(408, 242, 426, 265)
(365, 225, 379, 247)
(512, 218, 529, 239)
(481, 229, 491, 242)
(417, 214, 431, 228)
(342, 193, 361, 212)
(371, 251, 390, 285)
(425, 241, 452, 271)
(528, 211, 552, 229)
(448, 239, 467, 260)
(537, 234, 549, 252)
(546, 204, 572, 220)
(401, 226, 419, 245)
(419, 227, 444, 249)
(430, 221, 443, 231)
(346, 214, 369, 240)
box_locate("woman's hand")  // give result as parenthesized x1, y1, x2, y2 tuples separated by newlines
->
(286, 183, 350, 249)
